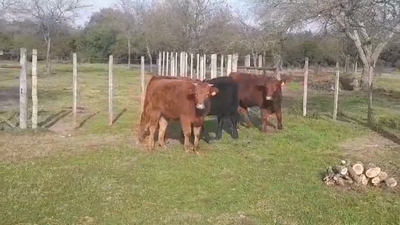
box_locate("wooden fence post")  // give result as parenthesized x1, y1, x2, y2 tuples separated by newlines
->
(232, 53, 238, 72)
(108, 55, 113, 126)
(72, 53, 78, 128)
(203, 54, 206, 79)
(196, 54, 200, 79)
(141, 56, 145, 112)
(185, 52, 188, 77)
(211, 54, 217, 78)
(158, 52, 161, 75)
(171, 54, 175, 76)
(199, 56, 204, 80)
(303, 57, 309, 117)
(245, 54, 250, 72)
(31, 49, 38, 129)
(258, 55, 263, 75)
(19, 48, 27, 129)
(333, 61, 340, 121)
(220, 55, 224, 76)
(227, 54, 232, 76)
(166, 52, 169, 76)
(175, 52, 178, 76)
(162, 51, 165, 76)
(190, 53, 194, 79)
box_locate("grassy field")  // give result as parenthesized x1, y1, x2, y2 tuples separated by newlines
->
(1, 63, 400, 225)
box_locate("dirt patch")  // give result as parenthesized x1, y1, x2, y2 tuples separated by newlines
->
(338, 133, 400, 192)
(339, 133, 399, 160)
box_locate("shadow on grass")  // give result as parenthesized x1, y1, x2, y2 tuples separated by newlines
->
(339, 114, 400, 145)
(38, 110, 71, 128)
(77, 111, 100, 128)
(163, 117, 239, 145)
(112, 108, 127, 125)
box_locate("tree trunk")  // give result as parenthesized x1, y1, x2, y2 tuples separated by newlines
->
(146, 40, 152, 72)
(127, 38, 131, 68)
(45, 34, 51, 75)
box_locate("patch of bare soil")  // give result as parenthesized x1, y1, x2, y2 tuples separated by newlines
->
(338, 133, 400, 192)
(339, 133, 399, 160)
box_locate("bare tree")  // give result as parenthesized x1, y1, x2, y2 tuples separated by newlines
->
(16, 0, 90, 74)
(255, 0, 400, 90)
(0, 0, 18, 17)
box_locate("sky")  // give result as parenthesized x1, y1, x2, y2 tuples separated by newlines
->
(75, 0, 246, 26)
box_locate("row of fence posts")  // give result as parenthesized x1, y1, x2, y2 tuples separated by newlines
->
(13, 50, 342, 130)
(302, 57, 341, 120)
(156, 52, 242, 79)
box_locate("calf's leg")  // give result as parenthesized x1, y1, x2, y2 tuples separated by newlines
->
(260, 108, 270, 133)
(157, 116, 169, 147)
(238, 106, 253, 127)
(180, 119, 193, 152)
(193, 125, 202, 154)
(216, 115, 224, 140)
(147, 119, 158, 151)
(230, 112, 240, 139)
(276, 107, 283, 130)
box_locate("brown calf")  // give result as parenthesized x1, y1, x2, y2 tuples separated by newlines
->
(229, 72, 290, 132)
(139, 76, 218, 153)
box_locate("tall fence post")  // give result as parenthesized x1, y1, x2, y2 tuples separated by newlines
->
(345, 55, 349, 74)
(245, 54, 251, 73)
(199, 56, 204, 81)
(166, 52, 169, 76)
(31, 49, 38, 129)
(158, 52, 162, 75)
(19, 48, 27, 129)
(203, 54, 206, 79)
(72, 53, 78, 128)
(227, 54, 232, 76)
(108, 55, 113, 126)
(141, 56, 145, 112)
(303, 57, 309, 117)
(171, 54, 175, 76)
(258, 55, 263, 75)
(185, 52, 188, 77)
(211, 54, 217, 78)
(190, 53, 194, 79)
(232, 53, 238, 72)
(162, 51, 165, 76)
(220, 55, 224, 76)
(333, 61, 340, 121)
(175, 52, 178, 76)
(196, 54, 200, 79)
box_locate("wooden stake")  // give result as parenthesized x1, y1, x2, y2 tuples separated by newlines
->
(31, 49, 38, 129)
(333, 61, 340, 120)
(141, 56, 145, 113)
(108, 55, 113, 126)
(303, 57, 308, 117)
(72, 53, 78, 128)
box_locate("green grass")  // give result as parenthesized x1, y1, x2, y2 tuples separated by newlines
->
(1, 63, 400, 225)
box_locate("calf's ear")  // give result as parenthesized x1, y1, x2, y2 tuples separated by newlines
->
(210, 87, 219, 96)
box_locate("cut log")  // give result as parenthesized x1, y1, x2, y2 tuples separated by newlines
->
(323, 166, 335, 185)
(347, 166, 361, 183)
(371, 176, 381, 186)
(360, 174, 368, 186)
(334, 165, 348, 176)
(333, 174, 345, 186)
(385, 178, 397, 188)
(365, 163, 381, 178)
(351, 162, 364, 175)
(377, 171, 388, 181)
(343, 175, 354, 184)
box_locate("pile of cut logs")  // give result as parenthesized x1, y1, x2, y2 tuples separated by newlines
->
(323, 160, 397, 188)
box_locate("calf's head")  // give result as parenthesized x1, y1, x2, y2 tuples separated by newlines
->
(190, 82, 219, 109)
(257, 78, 286, 100)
